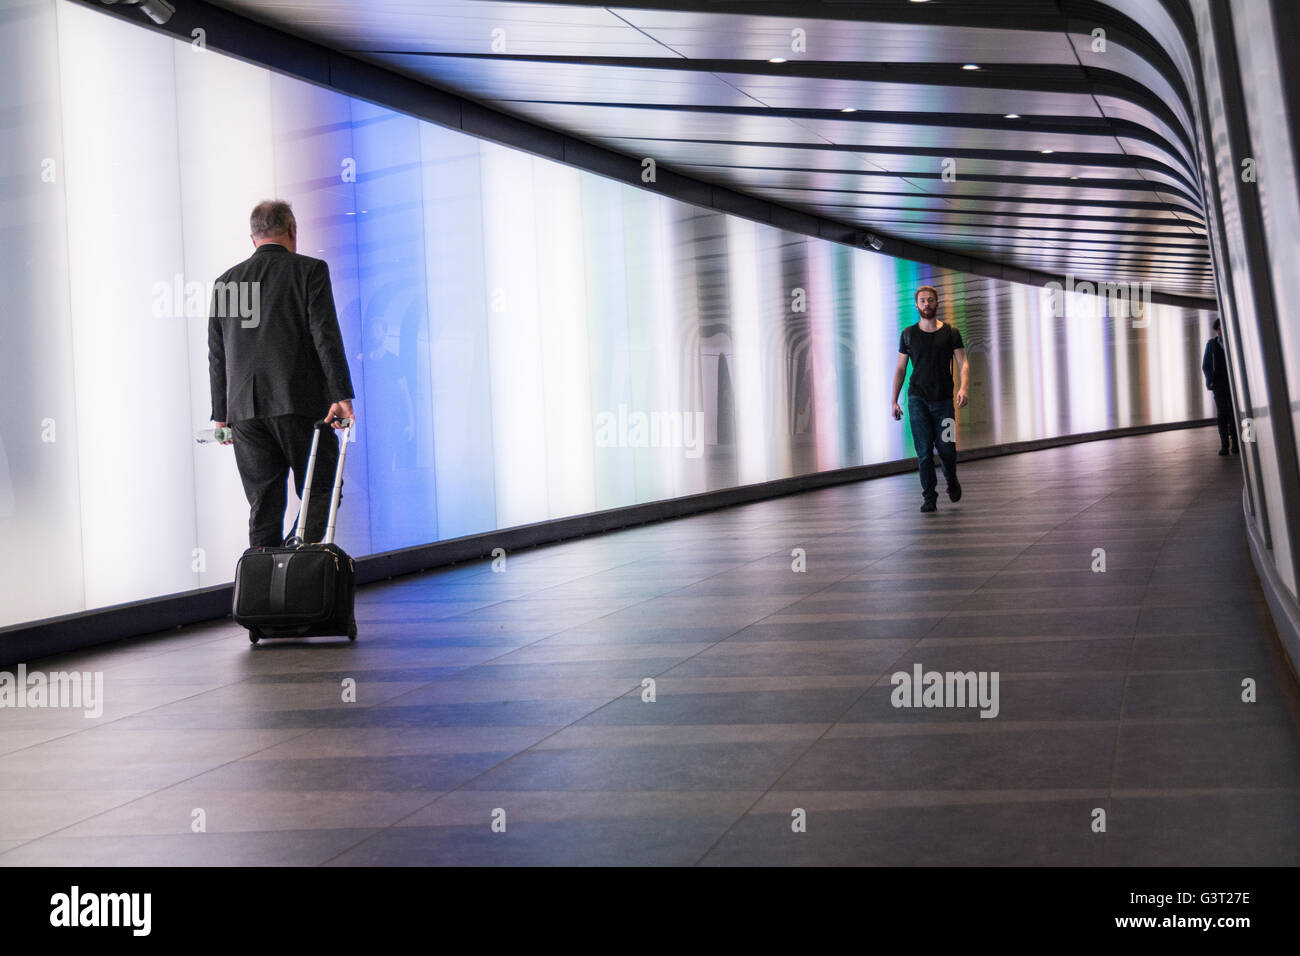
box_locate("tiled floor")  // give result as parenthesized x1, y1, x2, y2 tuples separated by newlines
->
(2, 426, 1297, 866)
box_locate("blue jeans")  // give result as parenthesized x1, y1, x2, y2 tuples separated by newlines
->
(908, 395, 958, 500)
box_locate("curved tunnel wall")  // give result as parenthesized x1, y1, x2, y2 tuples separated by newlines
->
(1102, 0, 1300, 625)
(1, 0, 1218, 630)
(1089, 0, 1300, 667)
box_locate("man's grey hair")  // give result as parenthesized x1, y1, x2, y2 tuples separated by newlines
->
(250, 200, 295, 239)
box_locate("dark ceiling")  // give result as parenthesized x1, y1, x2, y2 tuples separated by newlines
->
(205, 0, 1214, 299)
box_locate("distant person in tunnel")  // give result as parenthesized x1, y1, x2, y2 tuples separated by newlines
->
(892, 285, 970, 512)
(1202, 318, 1239, 456)
(208, 200, 358, 547)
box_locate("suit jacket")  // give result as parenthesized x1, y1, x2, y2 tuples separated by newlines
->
(1202, 336, 1230, 391)
(208, 243, 355, 423)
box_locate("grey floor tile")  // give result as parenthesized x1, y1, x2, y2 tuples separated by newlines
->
(326, 816, 741, 866)
(0, 828, 379, 866)
(171, 752, 514, 792)
(661, 640, 914, 678)
(1113, 721, 1300, 789)
(1122, 670, 1298, 721)
(699, 800, 1105, 866)
(774, 727, 1117, 790)
(0, 790, 153, 841)
(458, 740, 812, 792)
(1106, 791, 1300, 865)
(575, 687, 865, 725)
(838, 674, 1126, 724)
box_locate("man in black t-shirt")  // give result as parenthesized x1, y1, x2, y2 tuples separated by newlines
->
(891, 285, 970, 512)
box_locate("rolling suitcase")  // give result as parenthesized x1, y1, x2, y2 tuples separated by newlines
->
(232, 418, 357, 644)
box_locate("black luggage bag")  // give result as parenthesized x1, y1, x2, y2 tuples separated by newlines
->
(232, 418, 357, 643)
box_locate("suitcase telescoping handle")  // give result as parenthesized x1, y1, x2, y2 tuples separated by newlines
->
(291, 417, 353, 547)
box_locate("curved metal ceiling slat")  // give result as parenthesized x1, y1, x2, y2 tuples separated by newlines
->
(207, 0, 1217, 297)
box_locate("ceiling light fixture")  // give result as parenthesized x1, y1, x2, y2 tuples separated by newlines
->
(1040, 149, 1055, 154)
(99, 0, 175, 25)
(769, 57, 787, 63)
(1004, 113, 1020, 119)
(962, 64, 980, 70)
(841, 108, 857, 113)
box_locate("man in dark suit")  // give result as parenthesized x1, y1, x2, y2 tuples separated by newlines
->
(1201, 318, 1239, 456)
(208, 200, 357, 547)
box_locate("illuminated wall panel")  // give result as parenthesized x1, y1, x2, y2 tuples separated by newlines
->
(0, 0, 1214, 629)
(418, 123, 496, 543)
(0, 0, 83, 627)
(536, 161, 595, 520)
(351, 102, 435, 552)
(481, 142, 549, 530)
(58, 6, 195, 609)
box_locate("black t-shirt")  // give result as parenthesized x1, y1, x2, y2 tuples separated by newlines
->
(899, 322, 964, 401)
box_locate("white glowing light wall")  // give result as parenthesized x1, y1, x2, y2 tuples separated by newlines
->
(1064, 292, 1109, 434)
(1014, 285, 1039, 440)
(726, 216, 768, 485)
(0, 0, 1217, 630)
(535, 161, 594, 519)
(1114, 299, 1133, 427)
(617, 188, 691, 502)
(584, 174, 637, 513)
(985, 282, 1005, 445)
(755, 227, 794, 481)
(481, 143, 549, 528)
(1038, 292, 1062, 438)
(852, 252, 899, 462)
(806, 237, 842, 472)
(419, 122, 497, 542)
(643, 196, 691, 500)
(58, 4, 194, 607)
(1148, 304, 1194, 422)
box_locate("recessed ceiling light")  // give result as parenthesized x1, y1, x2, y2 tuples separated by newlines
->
(1070, 175, 1079, 180)
(1004, 113, 1020, 119)
(841, 108, 857, 113)
(1040, 149, 1054, 154)
(769, 57, 787, 63)
(962, 64, 980, 70)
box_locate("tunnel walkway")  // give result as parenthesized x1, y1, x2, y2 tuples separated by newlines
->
(1, 426, 1297, 866)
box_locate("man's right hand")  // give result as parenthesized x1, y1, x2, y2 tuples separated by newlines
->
(327, 399, 355, 430)
(892, 402, 903, 421)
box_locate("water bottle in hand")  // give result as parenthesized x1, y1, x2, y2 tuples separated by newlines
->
(195, 426, 233, 444)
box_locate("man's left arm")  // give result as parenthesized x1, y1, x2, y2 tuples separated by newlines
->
(954, 347, 970, 407)
(208, 283, 231, 443)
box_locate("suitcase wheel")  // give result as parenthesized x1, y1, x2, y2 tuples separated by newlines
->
(248, 628, 262, 644)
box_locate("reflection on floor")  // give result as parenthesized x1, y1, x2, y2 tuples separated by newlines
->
(1, 426, 1297, 866)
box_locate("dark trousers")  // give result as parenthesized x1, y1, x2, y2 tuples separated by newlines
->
(1212, 385, 1238, 451)
(231, 414, 341, 548)
(908, 395, 958, 500)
